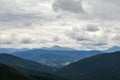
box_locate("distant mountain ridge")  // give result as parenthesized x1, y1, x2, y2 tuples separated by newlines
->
(13, 49, 103, 68)
(104, 46, 120, 52)
(1, 46, 120, 68)
(0, 48, 29, 53)
(41, 45, 76, 51)
(0, 46, 120, 53)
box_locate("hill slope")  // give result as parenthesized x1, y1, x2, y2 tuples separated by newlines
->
(0, 54, 65, 80)
(0, 54, 55, 74)
(0, 63, 34, 80)
(57, 51, 120, 80)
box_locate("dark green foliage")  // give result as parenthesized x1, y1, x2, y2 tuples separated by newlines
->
(0, 63, 34, 80)
(31, 75, 55, 80)
(15, 67, 64, 80)
(57, 51, 120, 80)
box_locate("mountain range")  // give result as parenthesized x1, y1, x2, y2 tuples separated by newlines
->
(0, 46, 120, 53)
(0, 46, 119, 68)
(13, 49, 103, 68)
(0, 48, 120, 80)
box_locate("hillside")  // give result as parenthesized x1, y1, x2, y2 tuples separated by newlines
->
(57, 51, 120, 80)
(0, 54, 55, 74)
(0, 63, 34, 80)
(0, 54, 65, 80)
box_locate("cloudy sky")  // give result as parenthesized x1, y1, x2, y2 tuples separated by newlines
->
(0, 0, 120, 50)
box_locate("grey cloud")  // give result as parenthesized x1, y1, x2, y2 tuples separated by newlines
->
(20, 38, 34, 44)
(65, 27, 90, 42)
(86, 24, 100, 32)
(52, 0, 120, 20)
(0, 39, 12, 44)
(83, 0, 120, 20)
(112, 34, 120, 41)
(0, 35, 13, 44)
(0, 13, 46, 22)
(53, 36, 60, 42)
(93, 43, 107, 46)
(65, 26, 109, 47)
(52, 0, 85, 13)
(0, 0, 55, 26)
(0, 32, 36, 44)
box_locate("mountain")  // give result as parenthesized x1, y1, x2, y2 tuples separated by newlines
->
(0, 63, 34, 80)
(0, 54, 55, 74)
(0, 54, 64, 80)
(41, 45, 75, 51)
(105, 46, 120, 52)
(0, 64, 58, 80)
(1, 46, 119, 54)
(17, 67, 64, 80)
(0, 50, 66, 80)
(57, 51, 120, 80)
(0, 48, 17, 53)
(13, 49, 73, 68)
(13, 49, 103, 67)
(0, 48, 29, 53)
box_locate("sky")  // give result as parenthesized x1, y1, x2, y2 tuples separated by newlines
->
(0, 0, 120, 50)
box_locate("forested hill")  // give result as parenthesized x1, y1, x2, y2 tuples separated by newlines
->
(0, 63, 34, 80)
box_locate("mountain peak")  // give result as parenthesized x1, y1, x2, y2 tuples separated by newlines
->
(42, 45, 75, 51)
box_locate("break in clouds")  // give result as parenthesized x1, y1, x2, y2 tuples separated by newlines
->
(0, 0, 120, 50)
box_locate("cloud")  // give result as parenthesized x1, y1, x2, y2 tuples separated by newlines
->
(52, 36, 61, 42)
(52, 0, 85, 13)
(85, 24, 100, 32)
(82, 0, 120, 20)
(113, 34, 120, 41)
(0, 39, 12, 44)
(0, 0, 56, 25)
(65, 27, 91, 42)
(0, 33, 13, 44)
(20, 37, 35, 44)
(0, 0, 120, 50)
(52, 0, 120, 20)
(65, 26, 109, 47)
(112, 34, 120, 45)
